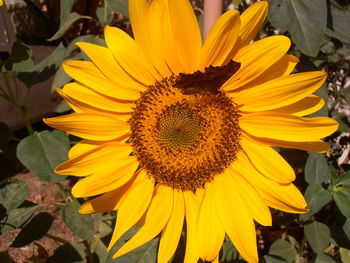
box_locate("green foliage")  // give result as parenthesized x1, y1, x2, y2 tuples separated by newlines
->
(48, 12, 92, 41)
(60, 198, 94, 240)
(17, 130, 69, 183)
(1, 40, 34, 72)
(304, 221, 331, 254)
(268, 0, 327, 56)
(269, 239, 297, 262)
(0, 179, 29, 212)
(1, 204, 38, 234)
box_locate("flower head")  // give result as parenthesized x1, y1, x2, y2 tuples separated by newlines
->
(44, 1, 338, 262)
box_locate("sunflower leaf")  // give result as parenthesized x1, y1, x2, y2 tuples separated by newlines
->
(269, 239, 297, 262)
(325, 1, 350, 43)
(333, 190, 350, 218)
(60, 198, 94, 241)
(299, 184, 332, 220)
(304, 221, 330, 254)
(268, 0, 327, 57)
(304, 152, 329, 184)
(18, 43, 66, 88)
(0, 178, 29, 212)
(315, 253, 336, 263)
(48, 12, 92, 41)
(1, 204, 38, 234)
(16, 130, 69, 183)
(60, 0, 78, 25)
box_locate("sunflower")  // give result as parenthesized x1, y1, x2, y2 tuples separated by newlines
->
(44, 1, 338, 262)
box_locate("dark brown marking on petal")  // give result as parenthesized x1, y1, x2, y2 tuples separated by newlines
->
(174, 60, 241, 95)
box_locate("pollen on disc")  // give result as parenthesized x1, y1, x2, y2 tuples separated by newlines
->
(129, 74, 241, 191)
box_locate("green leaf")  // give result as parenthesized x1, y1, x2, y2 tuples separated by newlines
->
(0, 179, 29, 212)
(91, 236, 113, 263)
(220, 239, 238, 262)
(54, 100, 71, 113)
(304, 152, 329, 184)
(315, 253, 336, 263)
(11, 212, 54, 247)
(304, 221, 330, 253)
(122, 238, 159, 263)
(105, 0, 129, 21)
(325, 1, 350, 43)
(2, 40, 34, 72)
(269, 239, 297, 262)
(268, 0, 327, 56)
(18, 43, 66, 88)
(48, 12, 92, 41)
(1, 205, 38, 234)
(60, 0, 78, 25)
(333, 190, 350, 218)
(51, 65, 72, 92)
(300, 184, 332, 220)
(47, 244, 84, 263)
(344, 219, 350, 240)
(0, 122, 13, 149)
(16, 130, 69, 183)
(60, 198, 94, 240)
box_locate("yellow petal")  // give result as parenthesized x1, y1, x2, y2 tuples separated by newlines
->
(232, 152, 308, 213)
(265, 95, 325, 117)
(44, 113, 130, 141)
(63, 61, 140, 101)
(224, 36, 291, 90)
(129, 0, 148, 44)
(72, 156, 138, 197)
(167, 0, 202, 73)
(199, 10, 240, 69)
(145, 0, 179, 76)
(68, 140, 107, 159)
(241, 136, 295, 184)
(55, 142, 132, 176)
(104, 26, 156, 85)
(158, 190, 185, 263)
(108, 170, 154, 250)
(60, 82, 134, 113)
(76, 42, 147, 92)
(223, 169, 272, 226)
(239, 1, 268, 47)
(244, 132, 330, 152)
(236, 71, 327, 112)
(79, 181, 133, 214)
(244, 54, 299, 87)
(240, 113, 339, 142)
(212, 255, 220, 263)
(183, 191, 200, 263)
(213, 173, 259, 263)
(196, 183, 225, 261)
(113, 185, 173, 258)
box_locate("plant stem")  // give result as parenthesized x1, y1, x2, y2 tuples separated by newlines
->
(55, 183, 69, 201)
(1, 72, 34, 134)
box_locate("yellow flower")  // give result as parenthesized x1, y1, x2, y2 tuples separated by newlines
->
(45, 1, 338, 262)
(0, 0, 3, 6)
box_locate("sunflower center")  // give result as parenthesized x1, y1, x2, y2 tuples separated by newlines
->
(156, 104, 205, 151)
(129, 62, 241, 191)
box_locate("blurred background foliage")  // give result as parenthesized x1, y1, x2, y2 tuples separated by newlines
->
(0, 0, 350, 262)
